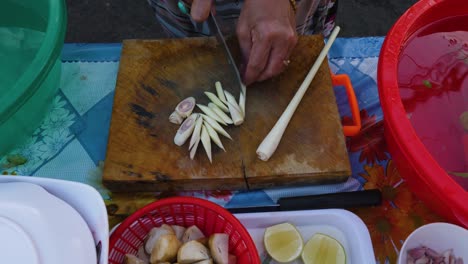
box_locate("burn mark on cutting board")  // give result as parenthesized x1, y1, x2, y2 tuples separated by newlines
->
(140, 82, 159, 97)
(129, 103, 155, 128)
(122, 170, 143, 178)
(156, 77, 177, 90)
(151, 172, 172, 182)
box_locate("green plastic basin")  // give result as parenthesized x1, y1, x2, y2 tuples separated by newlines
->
(0, 0, 67, 156)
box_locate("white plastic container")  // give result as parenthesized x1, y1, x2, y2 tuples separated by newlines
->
(235, 209, 376, 264)
(0, 176, 109, 264)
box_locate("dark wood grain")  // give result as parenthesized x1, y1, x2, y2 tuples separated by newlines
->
(103, 35, 351, 192)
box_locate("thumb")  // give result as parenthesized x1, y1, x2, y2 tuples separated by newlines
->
(191, 0, 212, 22)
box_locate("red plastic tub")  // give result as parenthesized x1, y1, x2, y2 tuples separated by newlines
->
(378, 0, 468, 227)
(108, 197, 260, 264)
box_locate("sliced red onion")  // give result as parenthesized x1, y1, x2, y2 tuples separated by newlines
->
(407, 246, 464, 264)
(408, 247, 427, 260)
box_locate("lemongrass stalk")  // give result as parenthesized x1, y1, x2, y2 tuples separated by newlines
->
(169, 111, 183, 124)
(204, 121, 225, 151)
(256, 26, 341, 161)
(175, 97, 196, 118)
(174, 114, 198, 146)
(208, 103, 233, 124)
(201, 125, 212, 163)
(238, 89, 246, 118)
(215, 81, 227, 104)
(189, 115, 203, 150)
(224, 91, 243, 126)
(190, 137, 200, 160)
(205, 92, 229, 112)
(201, 115, 232, 140)
(197, 104, 227, 125)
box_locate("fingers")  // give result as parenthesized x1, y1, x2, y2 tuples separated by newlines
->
(242, 28, 273, 85)
(257, 31, 297, 82)
(190, 0, 212, 22)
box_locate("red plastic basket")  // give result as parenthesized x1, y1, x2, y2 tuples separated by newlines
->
(108, 197, 260, 264)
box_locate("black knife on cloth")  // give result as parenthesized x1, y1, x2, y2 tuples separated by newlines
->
(227, 189, 382, 214)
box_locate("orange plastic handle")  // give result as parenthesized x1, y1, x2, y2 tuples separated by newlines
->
(331, 73, 361, 136)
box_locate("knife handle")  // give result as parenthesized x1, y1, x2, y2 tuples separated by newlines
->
(278, 189, 382, 211)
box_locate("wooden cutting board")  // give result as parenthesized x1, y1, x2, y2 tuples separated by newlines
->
(103, 35, 351, 192)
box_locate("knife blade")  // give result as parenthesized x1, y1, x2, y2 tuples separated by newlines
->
(177, 1, 244, 92)
(205, 12, 244, 92)
(227, 189, 382, 214)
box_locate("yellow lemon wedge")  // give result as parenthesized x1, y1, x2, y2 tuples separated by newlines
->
(264, 222, 303, 263)
(301, 233, 346, 264)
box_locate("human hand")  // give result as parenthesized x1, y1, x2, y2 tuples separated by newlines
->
(184, 0, 214, 22)
(236, 0, 298, 85)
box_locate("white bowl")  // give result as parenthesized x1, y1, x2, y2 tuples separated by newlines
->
(397, 222, 468, 264)
(0, 176, 109, 264)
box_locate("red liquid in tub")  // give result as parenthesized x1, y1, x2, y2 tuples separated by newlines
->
(397, 15, 468, 190)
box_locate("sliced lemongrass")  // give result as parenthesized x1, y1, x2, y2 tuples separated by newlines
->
(208, 103, 233, 124)
(256, 26, 341, 161)
(224, 91, 243, 126)
(223, 91, 242, 114)
(169, 111, 183, 124)
(215, 81, 227, 104)
(197, 104, 227, 125)
(205, 92, 229, 112)
(174, 114, 198, 146)
(201, 115, 232, 140)
(239, 83, 247, 118)
(189, 115, 203, 150)
(190, 136, 200, 160)
(204, 121, 225, 151)
(238, 91, 245, 118)
(175, 97, 196, 118)
(201, 125, 212, 163)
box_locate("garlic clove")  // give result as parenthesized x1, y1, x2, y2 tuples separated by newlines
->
(189, 115, 203, 150)
(215, 81, 228, 104)
(204, 121, 225, 152)
(201, 125, 212, 163)
(174, 114, 198, 146)
(205, 92, 229, 112)
(197, 104, 227, 126)
(169, 111, 184, 124)
(175, 97, 196, 118)
(208, 103, 233, 124)
(201, 115, 232, 140)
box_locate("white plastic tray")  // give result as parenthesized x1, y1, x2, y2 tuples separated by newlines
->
(235, 209, 376, 264)
(0, 176, 109, 264)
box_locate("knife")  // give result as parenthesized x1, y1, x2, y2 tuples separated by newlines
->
(205, 12, 244, 91)
(226, 189, 382, 214)
(177, 1, 244, 92)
